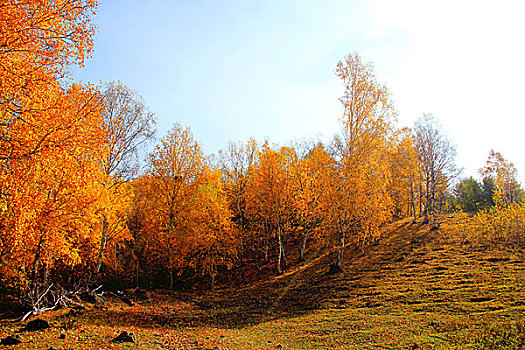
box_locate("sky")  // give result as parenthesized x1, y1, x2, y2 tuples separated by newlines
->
(71, 0, 525, 182)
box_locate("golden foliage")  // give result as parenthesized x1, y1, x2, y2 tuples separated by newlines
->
(0, 0, 466, 290)
(0, 1, 110, 288)
(480, 150, 523, 206)
(469, 203, 525, 244)
(133, 124, 237, 286)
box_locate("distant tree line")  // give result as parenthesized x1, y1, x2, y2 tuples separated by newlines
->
(454, 177, 495, 212)
(453, 150, 523, 213)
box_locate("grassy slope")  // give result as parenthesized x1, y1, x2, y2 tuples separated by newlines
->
(2, 213, 525, 349)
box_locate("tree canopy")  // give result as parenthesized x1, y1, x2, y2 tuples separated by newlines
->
(2, 1, 520, 310)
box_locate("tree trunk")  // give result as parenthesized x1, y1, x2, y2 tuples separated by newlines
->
(337, 229, 345, 268)
(43, 260, 50, 288)
(135, 258, 139, 288)
(328, 251, 337, 273)
(299, 228, 310, 262)
(277, 227, 283, 274)
(114, 242, 118, 272)
(282, 233, 288, 271)
(423, 171, 430, 224)
(30, 231, 45, 296)
(264, 220, 269, 262)
(419, 182, 423, 218)
(411, 179, 417, 224)
(210, 262, 216, 289)
(239, 234, 245, 282)
(431, 169, 439, 230)
(329, 220, 346, 274)
(264, 235, 269, 262)
(94, 214, 109, 279)
(237, 199, 245, 265)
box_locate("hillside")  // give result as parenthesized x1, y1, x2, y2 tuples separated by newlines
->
(1, 214, 525, 349)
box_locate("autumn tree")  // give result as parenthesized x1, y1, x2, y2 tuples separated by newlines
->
(134, 124, 237, 288)
(0, 0, 98, 163)
(144, 124, 204, 287)
(480, 150, 523, 206)
(188, 169, 238, 287)
(0, 1, 151, 314)
(470, 152, 525, 244)
(413, 113, 458, 230)
(389, 129, 422, 222)
(0, 84, 109, 304)
(244, 142, 298, 274)
(216, 139, 258, 269)
(292, 143, 334, 262)
(101, 81, 157, 180)
(1, 0, 100, 281)
(92, 81, 157, 282)
(326, 53, 396, 271)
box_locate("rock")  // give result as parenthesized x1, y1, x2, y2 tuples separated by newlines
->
(59, 333, 66, 339)
(24, 318, 51, 331)
(0, 335, 22, 345)
(111, 331, 135, 343)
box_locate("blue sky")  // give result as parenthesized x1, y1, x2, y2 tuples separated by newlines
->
(72, 0, 525, 181)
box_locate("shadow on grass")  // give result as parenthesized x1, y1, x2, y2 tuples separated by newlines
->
(79, 254, 335, 330)
(75, 219, 440, 330)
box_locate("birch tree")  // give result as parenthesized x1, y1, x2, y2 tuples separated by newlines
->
(327, 52, 396, 271)
(92, 81, 156, 281)
(413, 113, 458, 230)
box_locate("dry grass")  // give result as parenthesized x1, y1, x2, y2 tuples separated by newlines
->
(2, 213, 525, 349)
